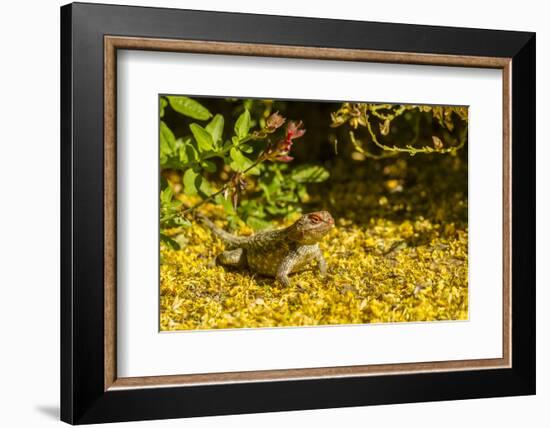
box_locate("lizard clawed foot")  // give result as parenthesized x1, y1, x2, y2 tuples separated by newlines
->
(276, 274, 291, 287)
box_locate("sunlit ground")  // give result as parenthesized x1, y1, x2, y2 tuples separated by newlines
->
(160, 155, 468, 331)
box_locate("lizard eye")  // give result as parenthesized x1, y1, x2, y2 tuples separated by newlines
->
(309, 214, 321, 224)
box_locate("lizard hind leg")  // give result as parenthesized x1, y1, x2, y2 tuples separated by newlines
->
(217, 248, 247, 269)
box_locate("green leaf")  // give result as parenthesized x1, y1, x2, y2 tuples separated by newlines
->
(196, 175, 213, 199)
(229, 147, 253, 172)
(183, 168, 213, 198)
(246, 216, 272, 231)
(183, 168, 199, 195)
(201, 160, 217, 173)
(205, 114, 224, 145)
(160, 175, 169, 191)
(160, 97, 168, 118)
(259, 180, 281, 203)
(234, 109, 251, 139)
(215, 194, 235, 215)
(185, 142, 199, 163)
(290, 164, 330, 183)
(160, 121, 175, 149)
(160, 121, 176, 164)
(240, 143, 254, 153)
(239, 200, 265, 218)
(275, 191, 299, 203)
(160, 186, 173, 205)
(247, 166, 261, 176)
(297, 184, 309, 201)
(265, 205, 291, 216)
(167, 96, 212, 120)
(160, 233, 181, 250)
(171, 138, 186, 165)
(190, 123, 214, 152)
(173, 216, 191, 228)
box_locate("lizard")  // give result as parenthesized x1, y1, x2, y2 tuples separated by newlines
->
(198, 211, 334, 286)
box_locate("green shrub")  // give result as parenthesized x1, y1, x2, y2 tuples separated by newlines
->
(159, 96, 330, 246)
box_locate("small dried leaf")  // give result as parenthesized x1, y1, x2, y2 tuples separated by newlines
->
(432, 136, 444, 150)
(379, 119, 391, 136)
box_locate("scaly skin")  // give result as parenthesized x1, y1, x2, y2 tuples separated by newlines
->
(200, 211, 334, 286)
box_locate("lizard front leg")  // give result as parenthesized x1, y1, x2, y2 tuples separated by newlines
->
(275, 246, 314, 286)
(275, 252, 299, 287)
(314, 247, 327, 277)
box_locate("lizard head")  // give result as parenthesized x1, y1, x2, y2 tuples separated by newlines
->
(287, 211, 334, 245)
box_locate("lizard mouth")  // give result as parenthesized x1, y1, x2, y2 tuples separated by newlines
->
(319, 212, 334, 227)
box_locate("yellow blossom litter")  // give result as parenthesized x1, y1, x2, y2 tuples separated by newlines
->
(160, 217, 468, 331)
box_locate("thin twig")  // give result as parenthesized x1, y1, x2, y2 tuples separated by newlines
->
(179, 156, 266, 216)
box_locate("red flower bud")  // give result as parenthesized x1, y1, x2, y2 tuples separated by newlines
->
(261, 120, 306, 163)
(276, 155, 294, 162)
(286, 120, 306, 140)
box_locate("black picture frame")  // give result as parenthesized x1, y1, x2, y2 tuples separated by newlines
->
(61, 2, 535, 424)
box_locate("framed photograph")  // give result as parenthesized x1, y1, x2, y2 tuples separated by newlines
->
(60, 2, 535, 424)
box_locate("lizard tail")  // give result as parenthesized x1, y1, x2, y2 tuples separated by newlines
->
(196, 213, 247, 248)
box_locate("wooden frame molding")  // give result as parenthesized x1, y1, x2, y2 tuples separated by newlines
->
(104, 35, 512, 391)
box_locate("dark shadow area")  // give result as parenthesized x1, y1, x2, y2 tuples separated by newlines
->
(162, 96, 468, 230)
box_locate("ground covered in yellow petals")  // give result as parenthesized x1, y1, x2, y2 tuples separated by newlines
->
(160, 155, 468, 331)
(160, 220, 467, 331)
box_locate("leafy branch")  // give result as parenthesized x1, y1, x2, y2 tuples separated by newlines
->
(159, 96, 329, 241)
(330, 102, 468, 158)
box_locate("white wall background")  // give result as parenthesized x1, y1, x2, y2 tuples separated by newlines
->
(0, 0, 546, 427)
